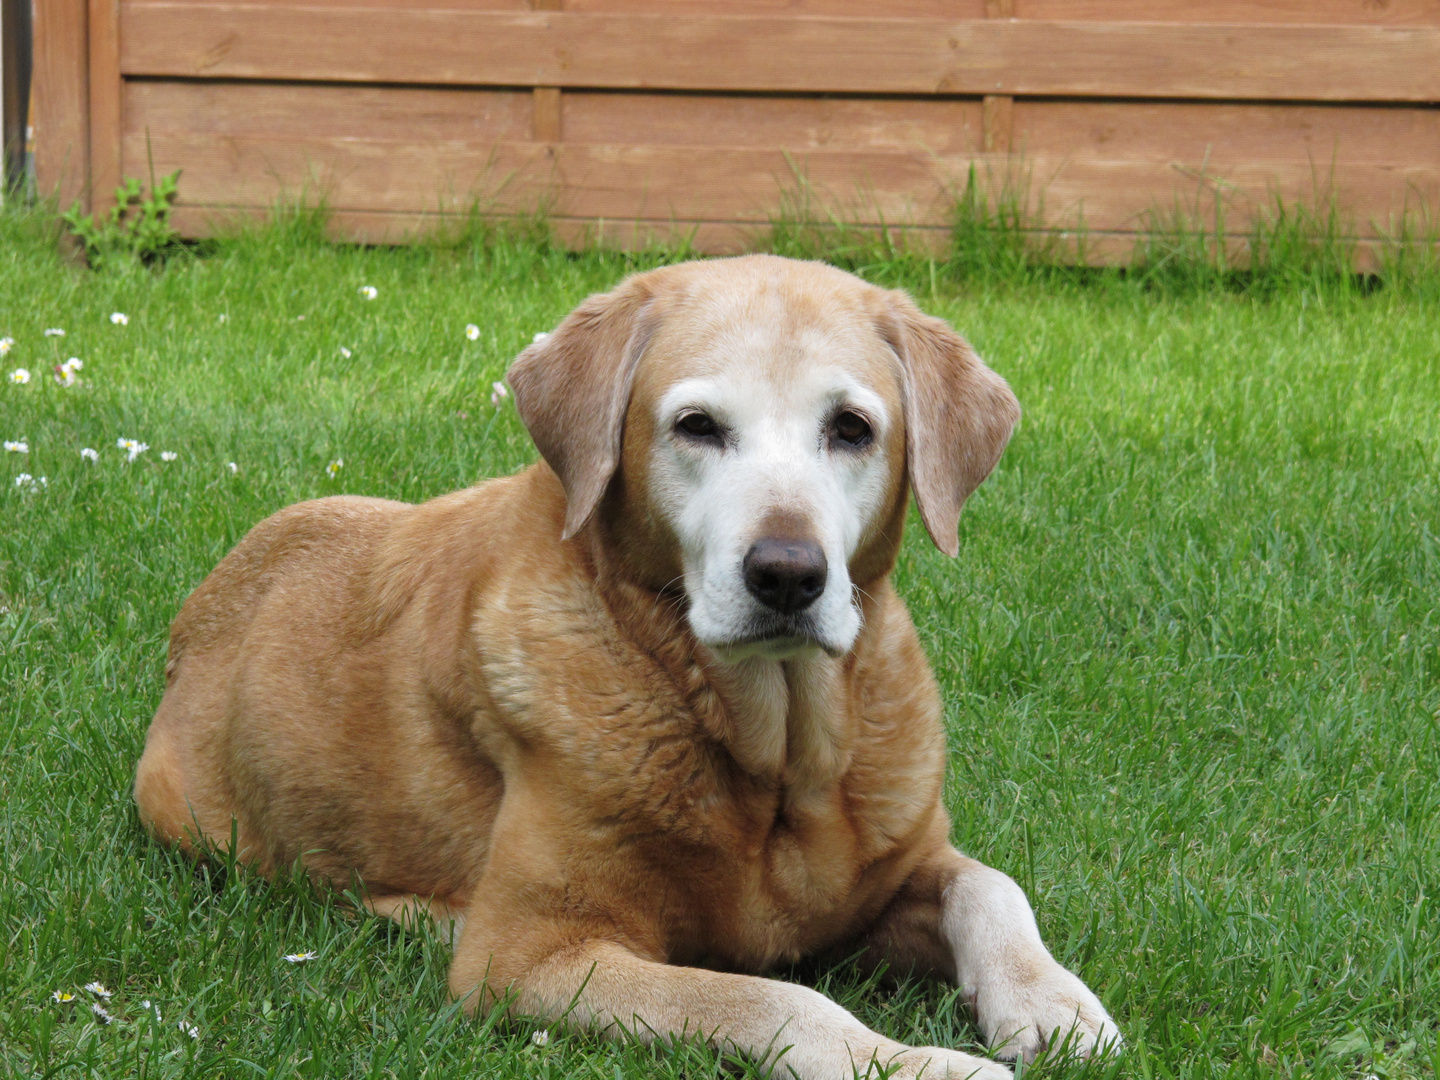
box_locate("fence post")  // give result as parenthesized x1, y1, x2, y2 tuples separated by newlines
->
(531, 0, 562, 142)
(88, 0, 121, 218)
(33, 0, 90, 213)
(982, 0, 1014, 154)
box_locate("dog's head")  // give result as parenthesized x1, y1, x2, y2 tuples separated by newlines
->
(508, 256, 1018, 662)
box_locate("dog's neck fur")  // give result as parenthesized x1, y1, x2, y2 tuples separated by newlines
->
(587, 539, 855, 794)
(701, 652, 851, 791)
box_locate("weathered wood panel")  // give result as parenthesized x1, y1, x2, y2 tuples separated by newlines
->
(119, 8, 1440, 102)
(1012, 100, 1440, 168)
(124, 129, 1440, 235)
(40, 0, 1440, 263)
(33, 0, 90, 208)
(88, 0, 123, 215)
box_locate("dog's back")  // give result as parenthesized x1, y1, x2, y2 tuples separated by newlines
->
(136, 488, 511, 896)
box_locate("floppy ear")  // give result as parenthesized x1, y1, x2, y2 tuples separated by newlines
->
(507, 278, 658, 540)
(882, 291, 1021, 557)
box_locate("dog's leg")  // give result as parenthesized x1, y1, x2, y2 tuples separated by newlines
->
(452, 931, 1010, 1080)
(859, 847, 1122, 1063)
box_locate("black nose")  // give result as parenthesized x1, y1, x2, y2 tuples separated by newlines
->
(743, 538, 828, 614)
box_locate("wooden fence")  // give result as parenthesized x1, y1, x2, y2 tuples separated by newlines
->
(33, 1, 1440, 266)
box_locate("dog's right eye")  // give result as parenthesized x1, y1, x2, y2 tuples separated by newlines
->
(675, 412, 723, 445)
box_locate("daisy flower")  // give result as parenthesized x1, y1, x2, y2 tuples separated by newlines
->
(531, 1029, 550, 1047)
(54, 358, 83, 386)
(14, 473, 31, 487)
(52, 990, 76, 1003)
(178, 1019, 199, 1039)
(532, 331, 550, 344)
(117, 438, 149, 462)
(81, 447, 99, 461)
(44, 328, 65, 337)
(7, 368, 29, 384)
(4, 440, 27, 453)
(160, 451, 178, 462)
(91, 1002, 114, 1024)
(358, 285, 378, 300)
(0, 337, 13, 355)
(465, 324, 480, 341)
(491, 381, 509, 407)
(84, 982, 112, 999)
(326, 459, 343, 478)
(110, 312, 129, 325)
(283, 950, 317, 964)
(339, 346, 352, 359)
(140, 999, 160, 1020)
(227, 462, 238, 474)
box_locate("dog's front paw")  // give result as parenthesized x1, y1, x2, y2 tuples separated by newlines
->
(971, 958, 1121, 1063)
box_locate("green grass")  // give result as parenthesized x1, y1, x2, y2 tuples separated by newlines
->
(2, 206, 1438, 1080)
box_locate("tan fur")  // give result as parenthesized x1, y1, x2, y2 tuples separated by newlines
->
(135, 256, 1118, 1079)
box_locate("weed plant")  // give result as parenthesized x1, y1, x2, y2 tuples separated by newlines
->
(1, 199, 1437, 1079)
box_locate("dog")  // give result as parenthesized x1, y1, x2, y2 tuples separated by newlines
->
(134, 255, 1120, 1079)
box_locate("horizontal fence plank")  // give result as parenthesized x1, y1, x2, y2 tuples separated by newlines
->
(128, 133, 1440, 236)
(125, 80, 535, 142)
(1017, 0, 1440, 24)
(127, 80, 987, 154)
(126, 82, 1438, 168)
(129, 0, 1440, 26)
(1014, 99, 1440, 168)
(119, 7, 1440, 101)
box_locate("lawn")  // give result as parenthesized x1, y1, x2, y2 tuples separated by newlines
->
(1, 210, 1437, 1080)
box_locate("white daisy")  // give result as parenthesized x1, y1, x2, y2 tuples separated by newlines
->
(110, 312, 129, 326)
(531, 1029, 550, 1047)
(491, 381, 509, 406)
(178, 1019, 199, 1039)
(52, 990, 75, 1003)
(91, 1002, 114, 1024)
(84, 982, 112, 999)
(117, 438, 149, 462)
(227, 462, 238, 474)
(81, 447, 99, 461)
(44, 328, 65, 337)
(140, 999, 161, 1022)
(326, 459, 343, 478)
(160, 451, 177, 462)
(339, 346, 352, 359)
(358, 285, 378, 300)
(7, 368, 28, 385)
(14, 473, 32, 487)
(0, 337, 12, 355)
(54, 358, 83, 387)
(283, 951, 317, 964)
(465, 324, 480, 341)
(4, 440, 27, 453)
(532, 331, 550, 344)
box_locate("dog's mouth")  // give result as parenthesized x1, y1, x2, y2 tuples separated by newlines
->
(706, 614, 842, 661)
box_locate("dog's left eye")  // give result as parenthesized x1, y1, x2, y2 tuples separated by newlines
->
(830, 410, 872, 449)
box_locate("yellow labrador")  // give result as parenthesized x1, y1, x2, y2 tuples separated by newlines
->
(135, 255, 1120, 1078)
